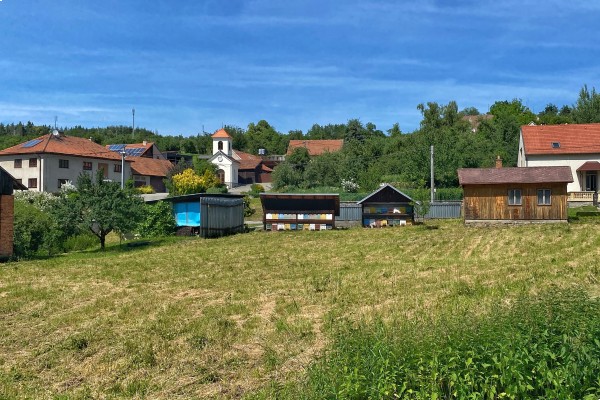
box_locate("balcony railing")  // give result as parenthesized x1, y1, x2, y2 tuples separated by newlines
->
(568, 191, 595, 202)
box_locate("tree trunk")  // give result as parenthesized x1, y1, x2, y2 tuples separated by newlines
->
(100, 234, 106, 250)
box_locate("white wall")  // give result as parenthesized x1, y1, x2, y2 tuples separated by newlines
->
(523, 154, 599, 192)
(212, 138, 232, 156)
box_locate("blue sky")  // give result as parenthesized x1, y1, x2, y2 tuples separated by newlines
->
(1, 0, 599, 136)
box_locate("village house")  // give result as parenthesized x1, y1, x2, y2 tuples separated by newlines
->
(518, 123, 600, 203)
(458, 159, 572, 223)
(106, 141, 173, 192)
(0, 131, 133, 192)
(286, 139, 344, 156)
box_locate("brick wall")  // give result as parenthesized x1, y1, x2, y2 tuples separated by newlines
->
(0, 195, 14, 259)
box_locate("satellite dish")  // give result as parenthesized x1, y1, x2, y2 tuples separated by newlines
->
(52, 129, 60, 136)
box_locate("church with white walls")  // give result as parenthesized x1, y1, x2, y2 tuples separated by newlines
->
(208, 129, 239, 188)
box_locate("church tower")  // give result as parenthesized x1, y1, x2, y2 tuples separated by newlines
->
(212, 129, 232, 156)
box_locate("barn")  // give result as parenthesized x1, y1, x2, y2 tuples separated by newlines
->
(0, 166, 27, 260)
(358, 184, 414, 227)
(458, 166, 573, 223)
(260, 193, 340, 231)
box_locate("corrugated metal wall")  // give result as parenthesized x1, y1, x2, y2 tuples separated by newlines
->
(199, 197, 245, 238)
(339, 202, 362, 221)
(422, 201, 462, 219)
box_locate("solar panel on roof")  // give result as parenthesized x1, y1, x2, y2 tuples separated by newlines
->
(125, 148, 145, 157)
(108, 144, 126, 152)
(22, 139, 42, 148)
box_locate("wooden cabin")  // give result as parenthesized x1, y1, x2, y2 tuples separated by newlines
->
(0, 166, 27, 260)
(458, 166, 573, 223)
(260, 193, 340, 231)
(358, 184, 414, 227)
(152, 193, 245, 238)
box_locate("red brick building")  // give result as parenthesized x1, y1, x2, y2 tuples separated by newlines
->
(0, 166, 27, 260)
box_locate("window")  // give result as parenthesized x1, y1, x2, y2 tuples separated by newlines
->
(83, 161, 92, 170)
(218, 141, 223, 151)
(114, 164, 122, 173)
(508, 189, 522, 205)
(537, 189, 551, 205)
(14, 159, 22, 168)
(551, 142, 560, 148)
(58, 179, 68, 189)
(29, 158, 37, 167)
(28, 178, 37, 189)
(59, 159, 69, 168)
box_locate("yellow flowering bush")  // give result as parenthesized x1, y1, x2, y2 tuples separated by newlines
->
(171, 168, 221, 195)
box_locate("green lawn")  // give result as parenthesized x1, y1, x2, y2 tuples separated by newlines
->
(1, 221, 600, 398)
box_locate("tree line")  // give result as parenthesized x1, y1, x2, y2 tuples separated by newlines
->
(2, 85, 600, 191)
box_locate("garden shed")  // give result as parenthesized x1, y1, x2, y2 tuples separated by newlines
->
(155, 193, 245, 238)
(458, 166, 573, 223)
(260, 193, 340, 231)
(0, 166, 27, 260)
(358, 184, 414, 227)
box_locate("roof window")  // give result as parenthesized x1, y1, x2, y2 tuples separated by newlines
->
(551, 142, 560, 148)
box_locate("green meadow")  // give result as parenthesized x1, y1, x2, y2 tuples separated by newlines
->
(1, 221, 600, 399)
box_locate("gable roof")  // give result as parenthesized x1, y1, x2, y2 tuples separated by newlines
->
(212, 129, 232, 139)
(130, 157, 173, 177)
(0, 134, 124, 161)
(458, 166, 573, 185)
(233, 150, 263, 170)
(521, 123, 600, 155)
(0, 165, 27, 194)
(287, 140, 344, 156)
(358, 184, 414, 204)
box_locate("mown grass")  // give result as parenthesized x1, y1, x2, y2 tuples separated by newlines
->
(1, 221, 600, 398)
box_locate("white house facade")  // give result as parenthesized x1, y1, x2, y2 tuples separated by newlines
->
(518, 123, 600, 202)
(0, 133, 132, 192)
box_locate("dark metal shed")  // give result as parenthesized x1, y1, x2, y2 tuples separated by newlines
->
(152, 193, 245, 238)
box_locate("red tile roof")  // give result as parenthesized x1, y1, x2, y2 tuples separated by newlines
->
(287, 140, 344, 156)
(0, 134, 123, 161)
(212, 129, 232, 139)
(576, 161, 600, 171)
(130, 157, 173, 177)
(458, 167, 573, 185)
(521, 123, 600, 155)
(233, 150, 263, 170)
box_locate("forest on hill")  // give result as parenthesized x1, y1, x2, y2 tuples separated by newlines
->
(2, 85, 600, 191)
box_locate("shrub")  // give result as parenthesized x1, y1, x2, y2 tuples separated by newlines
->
(137, 201, 177, 238)
(63, 233, 99, 252)
(249, 183, 265, 197)
(13, 201, 53, 258)
(136, 185, 154, 194)
(206, 186, 228, 194)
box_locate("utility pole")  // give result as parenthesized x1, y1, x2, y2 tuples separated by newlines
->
(430, 145, 435, 202)
(132, 108, 135, 139)
(121, 150, 126, 189)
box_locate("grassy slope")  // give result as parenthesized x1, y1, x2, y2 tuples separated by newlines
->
(1, 221, 600, 399)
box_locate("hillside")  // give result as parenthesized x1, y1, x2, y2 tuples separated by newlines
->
(1, 222, 600, 398)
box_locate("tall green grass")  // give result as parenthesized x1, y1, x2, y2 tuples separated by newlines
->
(291, 288, 600, 399)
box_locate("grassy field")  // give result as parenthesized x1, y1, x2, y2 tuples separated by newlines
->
(1, 221, 600, 398)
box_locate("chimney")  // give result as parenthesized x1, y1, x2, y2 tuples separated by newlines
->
(143, 140, 147, 146)
(495, 155, 503, 169)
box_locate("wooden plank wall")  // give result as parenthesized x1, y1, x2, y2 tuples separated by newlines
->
(463, 183, 568, 220)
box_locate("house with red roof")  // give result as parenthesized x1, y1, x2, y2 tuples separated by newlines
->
(209, 129, 272, 187)
(0, 131, 133, 192)
(105, 141, 166, 160)
(286, 139, 344, 156)
(518, 123, 600, 202)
